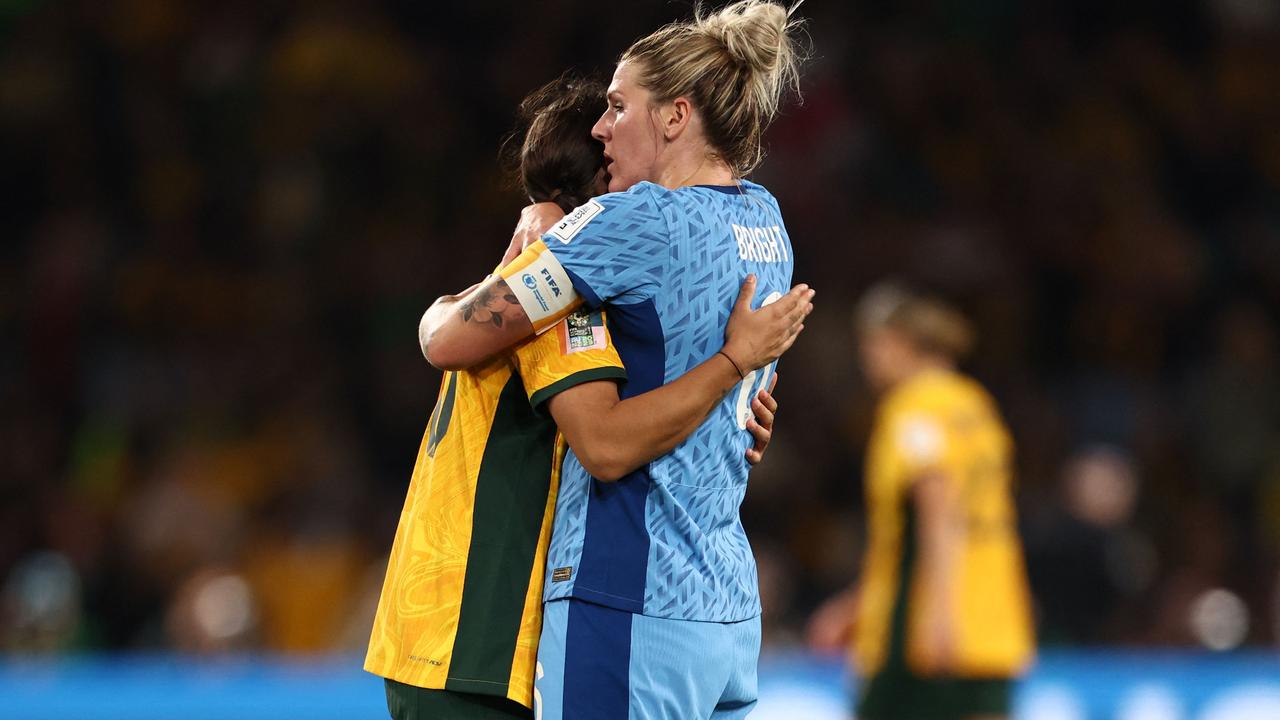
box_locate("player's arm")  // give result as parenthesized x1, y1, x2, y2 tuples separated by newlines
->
(912, 469, 962, 674)
(425, 191, 672, 370)
(419, 274, 541, 370)
(421, 203, 587, 370)
(547, 278, 813, 482)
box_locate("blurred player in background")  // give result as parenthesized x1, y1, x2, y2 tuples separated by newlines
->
(365, 75, 797, 720)
(808, 283, 1035, 720)
(419, 2, 810, 716)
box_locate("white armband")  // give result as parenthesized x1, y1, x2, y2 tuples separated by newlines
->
(499, 240, 582, 334)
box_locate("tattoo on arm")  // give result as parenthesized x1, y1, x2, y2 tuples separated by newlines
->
(459, 280, 522, 329)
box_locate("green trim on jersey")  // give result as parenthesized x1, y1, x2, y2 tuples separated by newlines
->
(447, 374, 558, 695)
(887, 501, 918, 669)
(386, 679, 532, 720)
(426, 371, 459, 458)
(528, 366, 627, 411)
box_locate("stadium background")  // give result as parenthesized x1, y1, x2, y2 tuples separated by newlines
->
(2, 0, 1279, 717)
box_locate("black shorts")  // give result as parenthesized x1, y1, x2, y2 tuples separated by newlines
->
(857, 669, 1011, 720)
(384, 679, 533, 720)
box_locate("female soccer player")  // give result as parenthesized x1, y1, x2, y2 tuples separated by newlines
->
(418, 3, 810, 717)
(807, 284, 1035, 720)
(366, 74, 792, 720)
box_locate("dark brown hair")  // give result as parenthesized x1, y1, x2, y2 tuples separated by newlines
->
(506, 73, 607, 213)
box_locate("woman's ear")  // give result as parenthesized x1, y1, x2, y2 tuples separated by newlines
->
(660, 97, 693, 141)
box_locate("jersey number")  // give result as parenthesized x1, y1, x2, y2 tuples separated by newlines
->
(734, 291, 782, 429)
(533, 661, 545, 720)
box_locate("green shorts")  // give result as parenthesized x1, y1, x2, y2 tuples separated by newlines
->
(384, 679, 532, 720)
(857, 670, 1011, 720)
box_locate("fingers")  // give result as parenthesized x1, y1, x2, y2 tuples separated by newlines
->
(726, 281, 813, 368)
(780, 312, 805, 342)
(784, 284, 814, 311)
(500, 234, 523, 267)
(788, 289, 816, 323)
(513, 202, 566, 251)
(751, 395, 775, 429)
(768, 372, 778, 394)
(757, 387, 778, 416)
(769, 287, 815, 331)
(734, 274, 758, 314)
(519, 229, 539, 251)
(769, 284, 807, 314)
(763, 320, 804, 363)
(745, 418, 771, 465)
(774, 324, 803, 355)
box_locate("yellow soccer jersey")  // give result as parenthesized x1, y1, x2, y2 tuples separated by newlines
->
(853, 369, 1035, 679)
(365, 309, 625, 708)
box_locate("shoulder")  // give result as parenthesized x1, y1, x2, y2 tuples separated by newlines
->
(876, 393, 947, 469)
(888, 372, 1004, 438)
(601, 181, 672, 210)
(552, 183, 671, 244)
(739, 179, 779, 202)
(733, 180, 783, 215)
(887, 371, 975, 412)
(932, 372, 1000, 422)
(879, 373, 964, 442)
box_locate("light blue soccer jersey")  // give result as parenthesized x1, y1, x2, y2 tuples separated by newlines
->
(539, 180, 794, 623)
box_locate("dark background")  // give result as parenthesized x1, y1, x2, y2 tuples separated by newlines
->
(2, 0, 1278, 655)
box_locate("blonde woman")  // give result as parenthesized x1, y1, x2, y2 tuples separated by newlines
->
(808, 284, 1035, 720)
(418, 2, 810, 717)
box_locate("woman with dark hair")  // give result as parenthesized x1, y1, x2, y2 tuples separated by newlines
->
(512, 75, 610, 214)
(493, 74, 610, 269)
(364, 74, 796, 720)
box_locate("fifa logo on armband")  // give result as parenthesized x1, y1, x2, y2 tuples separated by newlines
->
(541, 268, 562, 296)
(521, 273, 551, 312)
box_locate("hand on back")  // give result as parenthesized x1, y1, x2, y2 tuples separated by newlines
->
(723, 275, 815, 372)
(502, 202, 567, 266)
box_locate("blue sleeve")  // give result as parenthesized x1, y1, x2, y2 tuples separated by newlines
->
(540, 183, 670, 308)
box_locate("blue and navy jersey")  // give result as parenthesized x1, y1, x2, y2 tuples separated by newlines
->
(537, 180, 794, 622)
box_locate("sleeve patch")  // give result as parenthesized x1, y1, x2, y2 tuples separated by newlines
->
(897, 415, 945, 466)
(546, 199, 605, 244)
(558, 310, 608, 354)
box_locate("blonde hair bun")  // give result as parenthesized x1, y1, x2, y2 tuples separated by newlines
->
(702, 1, 790, 74)
(622, 1, 807, 174)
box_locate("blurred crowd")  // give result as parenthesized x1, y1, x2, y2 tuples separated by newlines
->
(2, 0, 1278, 657)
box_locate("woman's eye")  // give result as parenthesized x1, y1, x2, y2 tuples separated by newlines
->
(613, 104, 623, 112)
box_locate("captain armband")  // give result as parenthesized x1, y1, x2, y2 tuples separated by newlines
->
(499, 240, 583, 334)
